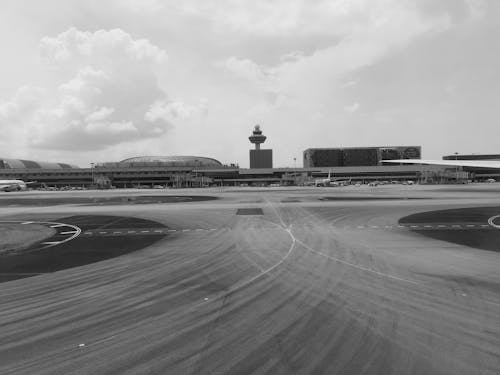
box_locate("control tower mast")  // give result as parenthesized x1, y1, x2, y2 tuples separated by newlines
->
(248, 125, 273, 168)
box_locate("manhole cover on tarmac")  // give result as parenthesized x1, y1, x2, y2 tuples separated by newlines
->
(399, 207, 500, 252)
(236, 208, 264, 215)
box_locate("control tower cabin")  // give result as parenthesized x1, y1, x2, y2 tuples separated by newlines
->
(249, 125, 273, 168)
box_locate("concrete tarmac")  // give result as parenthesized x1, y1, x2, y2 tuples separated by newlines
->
(0, 185, 499, 374)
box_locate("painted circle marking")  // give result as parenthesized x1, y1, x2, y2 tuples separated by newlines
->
(0, 220, 82, 248)
(487, 215, 500, 229)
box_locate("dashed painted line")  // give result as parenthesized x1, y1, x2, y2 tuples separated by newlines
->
(79, 228, 219, 236)
(339, 223, 495, 231)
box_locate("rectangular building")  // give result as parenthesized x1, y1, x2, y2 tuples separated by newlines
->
(303, 148, 343, 168)
(250, 149, 273, 168)
(303, 146, 421, 168)
(380, 146, 421, 160)
(343, 147, 379, 167)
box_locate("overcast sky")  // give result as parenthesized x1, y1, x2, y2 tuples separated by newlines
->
(0, 0, 498, 168)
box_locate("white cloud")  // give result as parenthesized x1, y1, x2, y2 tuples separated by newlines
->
(140, 0, 476, 39)
(86, 121, 137, 135)
(166, 0, 378, 37)
(0, 28, 205, 151)
(218, 57, 275, 90)
(344, 102, 360, 113)
(39, 27, 167, 64)
(0, 1, 496, 166)
(85, 107, 115, 122)
(145, 99, 208, 123)
(59, 67, 109, 95)
(0, 86, 45, 122)
(216, 0, 455, 115)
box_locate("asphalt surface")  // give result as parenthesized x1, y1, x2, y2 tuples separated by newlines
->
(0, 185, 499, 374)
(400, 207, 500, 252)
(0, 216, 166, 282)
(0, 195, 217, 207)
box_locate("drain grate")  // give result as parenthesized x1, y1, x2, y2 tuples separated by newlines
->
(236, 208, 263, 215)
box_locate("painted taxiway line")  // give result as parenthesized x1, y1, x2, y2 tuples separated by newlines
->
(338, 223, 496, 231)
(80, 228, 220, 236)
(0, 220, 82, 248)
(487, 215, 500, 229)
(295, 238, 421, 285)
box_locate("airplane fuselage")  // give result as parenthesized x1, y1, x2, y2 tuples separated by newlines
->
(0, 180, 28, 192)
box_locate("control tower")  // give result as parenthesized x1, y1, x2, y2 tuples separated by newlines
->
(249, 125, 273, 168)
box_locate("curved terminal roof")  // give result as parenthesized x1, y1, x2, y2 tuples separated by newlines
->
(0, 158, 79, 169)
(119, 156, 222, 168)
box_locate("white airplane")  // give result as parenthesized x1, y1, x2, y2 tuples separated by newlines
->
(383, 159, 500, 169)
(314, 171, 351, 187)
(0, 180, 35, 192)
(315, 170, 332, 186)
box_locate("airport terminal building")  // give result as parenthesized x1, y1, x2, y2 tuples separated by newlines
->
(0, 154, 461, 188)
(1, 129, 498, 188)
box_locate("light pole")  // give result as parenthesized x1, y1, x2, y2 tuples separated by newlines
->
(90, 162, 94, 189)
(293, 157, 297, 185)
